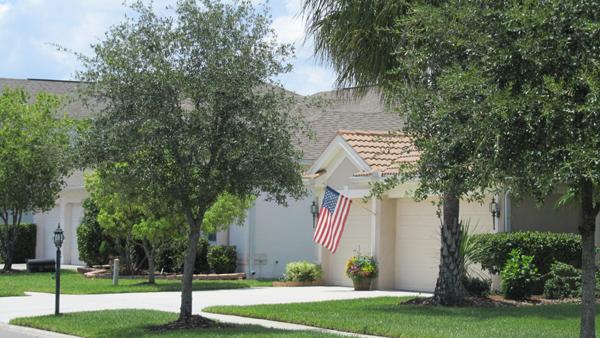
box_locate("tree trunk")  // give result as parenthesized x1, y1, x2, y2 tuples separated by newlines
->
(142, 239, 156, 284)
(432, 193, 465, 305)
(179, 213, 201, 321)
(579, 179, 597, 338)
(2, 210, 22, 272)
(2, 226, 16, 272)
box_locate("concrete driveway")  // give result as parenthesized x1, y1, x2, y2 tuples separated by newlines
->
(0, 287, 426, 323)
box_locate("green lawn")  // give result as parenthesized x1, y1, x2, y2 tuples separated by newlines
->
(11, 309, 336, 337)
(0, 270, 272, 297)
(205, 297, 597, 338)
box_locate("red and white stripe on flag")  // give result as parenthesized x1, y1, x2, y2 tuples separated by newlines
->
(313, 186, 352, 253)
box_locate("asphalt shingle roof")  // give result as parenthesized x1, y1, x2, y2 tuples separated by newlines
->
(0, 78, 405, 164)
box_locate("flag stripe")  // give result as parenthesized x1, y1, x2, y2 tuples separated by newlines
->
(327, 196, 349, 251)
(331, 199, 351, 253)
(312, 186, 352, 254)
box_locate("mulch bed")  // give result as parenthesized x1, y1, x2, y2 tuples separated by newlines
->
(148, 315, 230, 331)
(402, 295, 580, 307)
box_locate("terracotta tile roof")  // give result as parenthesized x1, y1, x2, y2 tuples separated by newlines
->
(338, 130, 419, 177)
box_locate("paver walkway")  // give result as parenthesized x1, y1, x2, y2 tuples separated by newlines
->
(0, 287, 428, 337)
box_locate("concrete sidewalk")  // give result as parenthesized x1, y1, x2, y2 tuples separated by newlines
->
(0, 323, 77, 338)
(0, 287, 428, 337)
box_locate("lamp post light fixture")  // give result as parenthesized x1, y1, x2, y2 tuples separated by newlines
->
(310, 199, 319, 228)
(489, 197, 501, 230)
(53, 223, 64, 315)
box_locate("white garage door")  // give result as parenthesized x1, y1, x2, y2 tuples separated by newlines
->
(323, 199, 371, 287)
(395, 198, 440, 292)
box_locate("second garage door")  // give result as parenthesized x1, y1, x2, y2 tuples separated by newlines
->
(394, 198, 440, 292)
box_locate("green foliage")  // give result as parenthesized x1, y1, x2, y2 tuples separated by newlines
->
(77, 198, 116, 266)
(0, 87, 79, 270)
(459, 221, 482, 278)
(345, 254, 378, 281)
(543, 262, 581, 300)
(461, 276, 491, 298)
(0, 223, 36, 264)
(75, 0, 308, 315)
(207, 245, 237, 274)
(155, 237, 210, 274)
(501, 249, 540, 300)
(472, 231, 581, 276)
(283, 261, 321, 282)
(203, 193, 254, 234)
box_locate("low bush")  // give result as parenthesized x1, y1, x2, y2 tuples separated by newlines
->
(155, 236, 210, 274)
(462, 276, 491, 297)
(543, 262, 581, 299)
(472, 231, 581, 276)
(283, 261, 321, 282)
(501, 249, 540, 300)
(77, 198, 117, 266)
(0, 223, 37, 263)
(207, 245, 237, 274)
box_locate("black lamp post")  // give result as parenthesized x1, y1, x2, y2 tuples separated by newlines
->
(489, 197, 500, 230)
(310, 199, 319, 228)
(53, 223, 64, 315)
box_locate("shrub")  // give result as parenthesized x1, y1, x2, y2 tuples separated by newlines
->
(207, 245, 236, 274)
(543, 262, 581, 299)
(0, 223, 37, 263)
(472, 231, 580, 276)
(501, 249, 540, 300)
(77, 198, 116, 266)
(346, 254, 378, 281)
(283, 261, 321, 282)
(462, 276, 491, 297)
(155, 236, 209, 274)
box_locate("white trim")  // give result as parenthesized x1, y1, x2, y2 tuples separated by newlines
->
(308, 135, 371, 175)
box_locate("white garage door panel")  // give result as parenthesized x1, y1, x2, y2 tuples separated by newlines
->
(395, 198, 440, 292)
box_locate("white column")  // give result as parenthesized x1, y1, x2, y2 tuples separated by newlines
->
(370, 198, 379, 257)
(58, 200, 66, 264)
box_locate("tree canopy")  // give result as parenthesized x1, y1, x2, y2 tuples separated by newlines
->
(76, 0, 307, 321)
(0, 88, 78, 271)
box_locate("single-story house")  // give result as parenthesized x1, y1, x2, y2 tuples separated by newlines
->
(303, 130, 599, 291)
(1, 77, 595, 292)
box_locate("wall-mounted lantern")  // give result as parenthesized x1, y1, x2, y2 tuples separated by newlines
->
(310, 199, 319, 228)
(489, 197, 501, 230)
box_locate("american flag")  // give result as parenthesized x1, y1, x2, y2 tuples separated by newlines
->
(313, 186, 352, 253)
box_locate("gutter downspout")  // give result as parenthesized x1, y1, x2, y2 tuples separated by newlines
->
(247, 203, 256, 278)
(503, 190, 511, 233)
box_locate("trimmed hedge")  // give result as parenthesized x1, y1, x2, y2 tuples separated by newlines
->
(155, 237, 210, 274)
(207, 245, 237, 274)
(0, 223, 37, 263)
(472, 231, 581, 276)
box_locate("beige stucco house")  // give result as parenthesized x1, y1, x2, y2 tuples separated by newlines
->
(306, 130, 597, 292)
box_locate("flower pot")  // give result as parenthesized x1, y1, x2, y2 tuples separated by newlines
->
(352, 278, 372, 291)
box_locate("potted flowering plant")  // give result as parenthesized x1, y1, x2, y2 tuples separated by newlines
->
(345, 254, 378, 291)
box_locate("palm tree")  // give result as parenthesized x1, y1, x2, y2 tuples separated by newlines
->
(302, 0, 466, 305)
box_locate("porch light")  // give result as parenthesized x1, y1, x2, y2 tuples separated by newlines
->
(489, 197, 500, 230)
(310, 200, 319, 228)
(53, 223, 64, 248)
